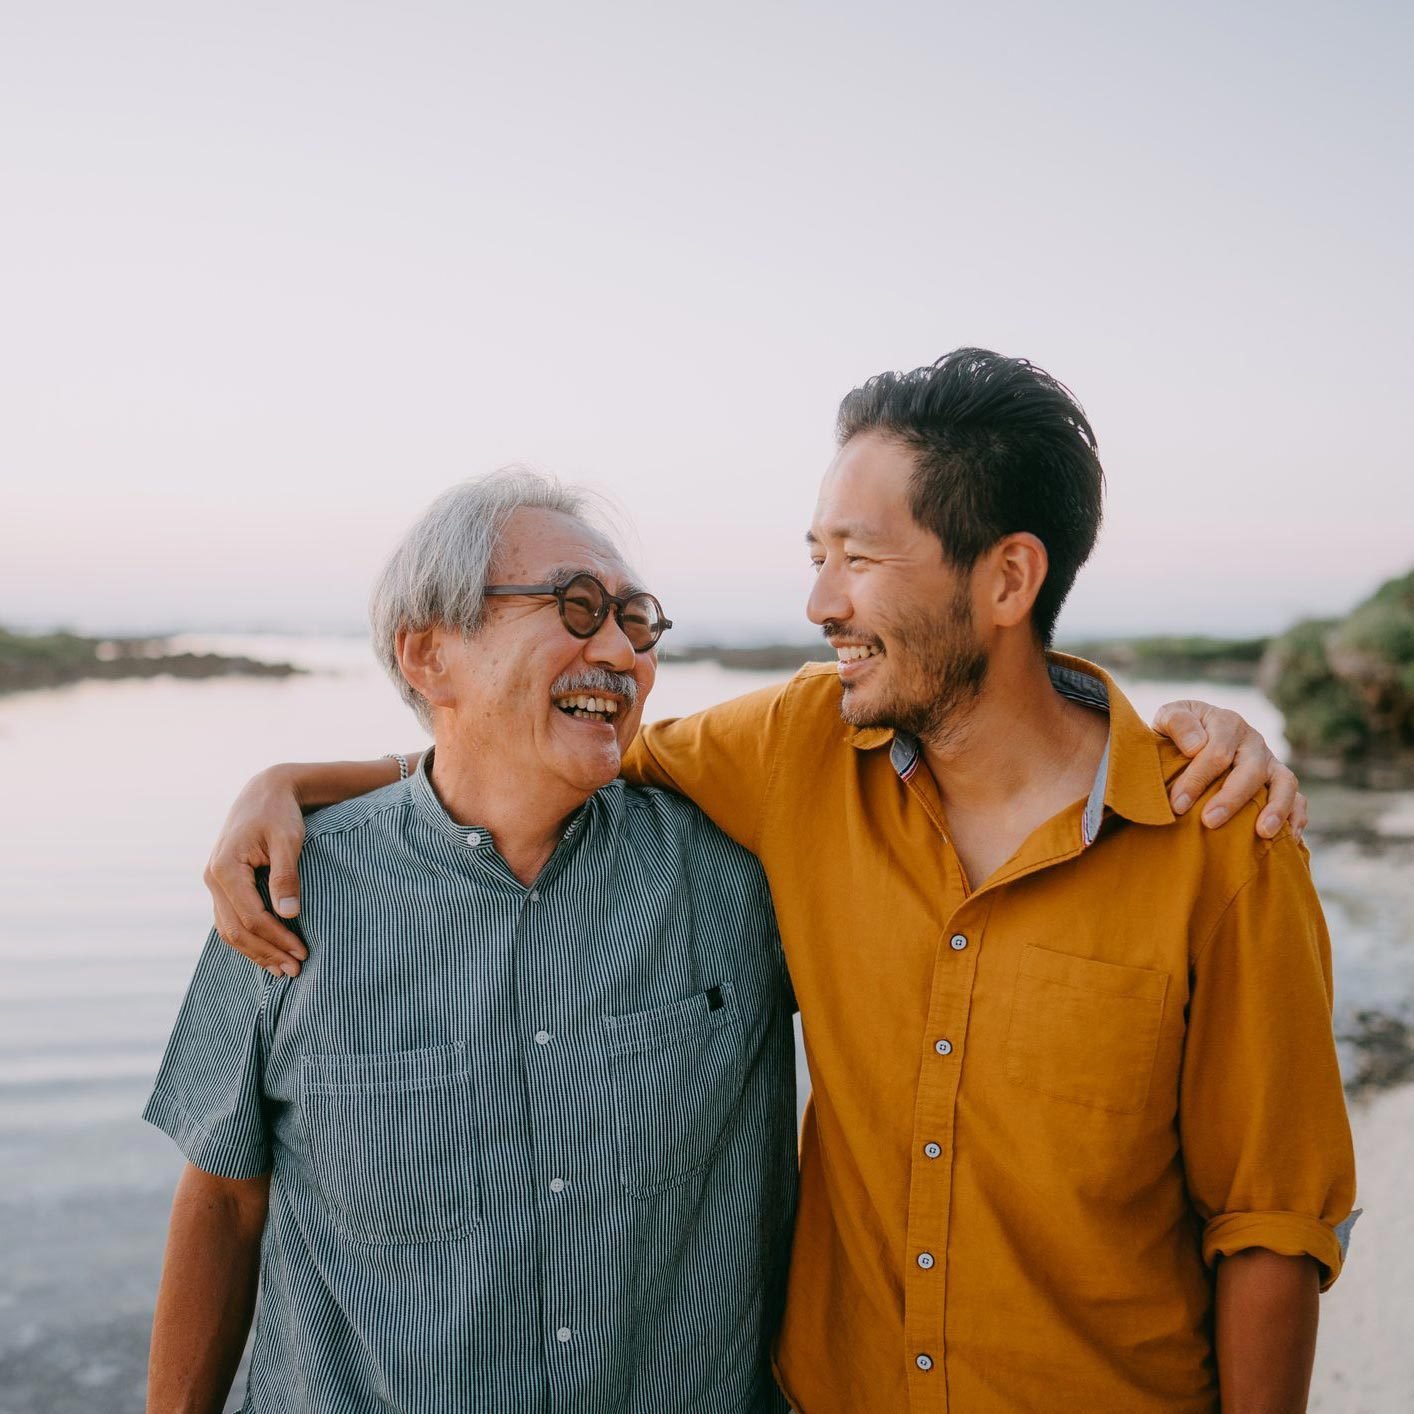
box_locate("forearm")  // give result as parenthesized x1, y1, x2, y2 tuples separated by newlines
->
(1216, 1249, 1320, 1413)
(281, 752, 424, 809)
(148, 1166, 269, 1414)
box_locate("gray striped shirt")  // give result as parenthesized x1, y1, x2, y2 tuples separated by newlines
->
(145, 755, 798, 1413)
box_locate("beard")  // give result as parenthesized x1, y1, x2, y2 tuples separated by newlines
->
(829, 584, 989, 746)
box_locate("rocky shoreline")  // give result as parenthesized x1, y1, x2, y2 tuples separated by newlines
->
(0, 629, 300, 696)
(1300, 781, 1414, 1097)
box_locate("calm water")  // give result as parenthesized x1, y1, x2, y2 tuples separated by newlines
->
(1, 638, 1407, 1412)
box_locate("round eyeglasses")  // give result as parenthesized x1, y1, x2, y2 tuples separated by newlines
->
(483, 573, 673, 652)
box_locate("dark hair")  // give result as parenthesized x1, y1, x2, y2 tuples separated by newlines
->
(835, 347, 1104, 647)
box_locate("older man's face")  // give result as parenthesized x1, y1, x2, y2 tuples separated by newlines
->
(439, 507, 657, 798)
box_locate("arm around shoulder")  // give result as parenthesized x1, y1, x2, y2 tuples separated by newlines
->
(622, 674, 798, 852)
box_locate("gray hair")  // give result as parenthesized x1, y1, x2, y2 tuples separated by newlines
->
(369, 467, 605, 727)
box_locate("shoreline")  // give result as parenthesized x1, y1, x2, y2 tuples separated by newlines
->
(0, 629, 301, 696)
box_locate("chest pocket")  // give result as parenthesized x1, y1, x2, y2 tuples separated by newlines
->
(300, 1042, 478, 1244)
(604, 983, 749, 1197)
(1005, 945, 1169, 1115)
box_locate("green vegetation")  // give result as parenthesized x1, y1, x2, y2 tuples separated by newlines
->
(0, 626, 299, 694)
(667, 642, 834, 671)
(1059, 634, 1270, 682)
(673, 634, 1276, 679)
(1260, 569, 1414, 784)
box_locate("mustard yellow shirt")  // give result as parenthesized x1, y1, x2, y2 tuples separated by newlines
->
(624, 655, 1355, 1413)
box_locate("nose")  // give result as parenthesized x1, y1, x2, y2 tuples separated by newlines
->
(584, 609, 639, 673)
(806, 559, 851, 627)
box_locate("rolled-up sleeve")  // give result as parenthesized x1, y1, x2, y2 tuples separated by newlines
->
(1179, 834, 1356, 1289)
(143, 929, 281, 1179)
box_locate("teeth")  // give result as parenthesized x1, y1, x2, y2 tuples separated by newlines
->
(555, 693, 618, 720)
(836, 645, 880, 663)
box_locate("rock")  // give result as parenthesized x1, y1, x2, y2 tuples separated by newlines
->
(1260, 569, 1414, 786)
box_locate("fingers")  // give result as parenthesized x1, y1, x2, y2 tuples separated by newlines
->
(1199, 736, 1276, 828)
(267, 841, 302, 921)
(1159, 699, 1308, 839)
(1168, 720, 1240, 815)
(1151, 701, 1209, 758)
(1255, 762, 1300, 838)
(213, 897, 304, 978)
(206, 855, 307, 971)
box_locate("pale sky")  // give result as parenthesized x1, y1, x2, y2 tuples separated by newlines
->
(3, 0, 1411, 643)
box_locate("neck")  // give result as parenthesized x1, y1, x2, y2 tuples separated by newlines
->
(920, 641, 1102, 814)
(427, 735, 588, 886)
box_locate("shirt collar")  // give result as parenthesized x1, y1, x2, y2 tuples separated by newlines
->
(408, 746, 600, 853)
(848, 653, 1177, 836)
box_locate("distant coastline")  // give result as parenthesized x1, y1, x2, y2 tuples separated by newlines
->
(669, 634, 1269, 681)
(0, 628, 301, 696)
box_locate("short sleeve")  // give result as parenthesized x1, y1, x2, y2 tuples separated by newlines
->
(623, 676, 795, 852)
(1179, 835, 1356, 1288)
(142, 929, 281, 1179)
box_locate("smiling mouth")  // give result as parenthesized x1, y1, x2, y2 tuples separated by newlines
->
(834, 643, 883, 664)
(553, 693, 622, 724)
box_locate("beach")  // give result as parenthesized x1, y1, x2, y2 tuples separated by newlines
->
(1, 637, 1410, 1411)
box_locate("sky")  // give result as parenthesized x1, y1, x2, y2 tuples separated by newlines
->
(2, 0, 1411, 644)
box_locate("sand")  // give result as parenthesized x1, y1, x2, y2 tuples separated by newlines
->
(1309, 1081, 1414, 1411)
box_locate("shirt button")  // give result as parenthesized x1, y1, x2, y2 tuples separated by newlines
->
(917, 1251, 935, 1270)
(534, 1030, 553, 1045)
(549, 1177, 566, 1193)
(950, 933, 968, 951)
(916, 1353, 934, 1372)
(556, 1327, 572, 1344)
(465, 830, 482, 847)
(923, 1142, 942, 1159)
(934, 1038, 953, 1056)
(529, 889, 541, 902)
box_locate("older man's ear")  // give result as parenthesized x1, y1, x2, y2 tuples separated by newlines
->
(395, 626, 456, 713)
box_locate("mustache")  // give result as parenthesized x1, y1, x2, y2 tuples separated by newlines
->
(549, 667, 640, 706)
(821, 621, 884, 650)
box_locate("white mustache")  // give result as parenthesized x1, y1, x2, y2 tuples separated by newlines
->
(549, 668, 639, 706)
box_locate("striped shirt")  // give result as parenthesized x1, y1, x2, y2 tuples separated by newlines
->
(145, 753, 798, 1413)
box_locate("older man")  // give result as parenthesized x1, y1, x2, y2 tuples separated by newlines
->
(144, 473, 797, 1413)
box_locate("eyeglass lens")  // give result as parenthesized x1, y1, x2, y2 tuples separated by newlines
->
(560, 575, 666, 650)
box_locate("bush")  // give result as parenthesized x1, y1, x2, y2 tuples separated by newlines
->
(1260, 570, 1414, 781)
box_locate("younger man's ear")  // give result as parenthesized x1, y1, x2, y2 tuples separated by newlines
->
(988, 533, 1048, 630)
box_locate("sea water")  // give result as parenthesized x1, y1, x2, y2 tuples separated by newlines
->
(1, 637, 1408, 1412)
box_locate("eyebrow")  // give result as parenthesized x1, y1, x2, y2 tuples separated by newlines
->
(543, 564, 648, 597)
(805, 525, 883, 548)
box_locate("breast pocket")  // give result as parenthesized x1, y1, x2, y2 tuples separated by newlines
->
(300, 1042, 479, 1244)
(604, 983, 749, 1197)
(1005, 946, 1169, 1115)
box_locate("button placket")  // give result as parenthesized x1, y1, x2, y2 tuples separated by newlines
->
(903, 906, 989, 1405)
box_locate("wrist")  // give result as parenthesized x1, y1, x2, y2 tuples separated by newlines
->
(265, 762, 309, 810)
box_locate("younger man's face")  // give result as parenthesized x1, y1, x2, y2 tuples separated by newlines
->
(806, 432, 988, 745)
